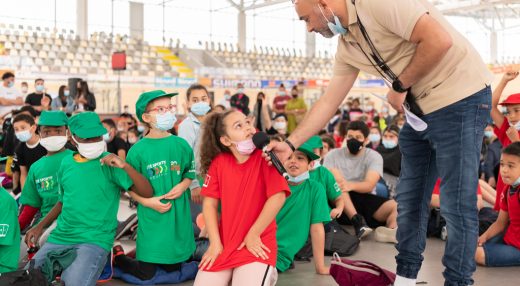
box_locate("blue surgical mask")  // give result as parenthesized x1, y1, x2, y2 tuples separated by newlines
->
(35, 85, 44, 92)
(191, 102, 211, 116)
(382, 139, 398, 149)
(288, 171, 310, 184)
(154, 112, 177, 131)
(368, 134, 381, 143)
(7, 81, 14, 88)
(15, 130, 32, 142)
(279, 91, 286, 96)
(484, 130, 493, 139)
(318, 5, 347, 36)
(102, 133, 111, 142)
(137, 125, 146, 133)
(64, 90, 70, 97)
(237, 88, 244, 94)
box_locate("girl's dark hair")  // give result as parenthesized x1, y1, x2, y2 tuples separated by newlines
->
(79, 81, 90, 96)
(58, 85, 67, 97)
(199, 110, 235, 175)
(321, 134, 336, 150)
(503, 142, 520, 157)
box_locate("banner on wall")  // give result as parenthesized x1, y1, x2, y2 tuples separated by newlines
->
(154, 77, 197, 88)
(211, 79, 262, 88)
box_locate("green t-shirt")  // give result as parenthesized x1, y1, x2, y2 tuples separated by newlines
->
(276, 179, 330, 272)
(47, 152, 134, 251)
(21, 149, 74, 223)
(126, 135, 196, 264)
(0, 188, 21, 273)
(310, 165, 342, 210)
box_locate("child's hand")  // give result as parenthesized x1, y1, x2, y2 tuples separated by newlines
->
(144, 196, 172, 213)
(237, 232, 271, 260)
(199, 242, 223, 270)
(316, 265, 330, 275)
(478, 234, 488, 247)
(24, 225, 44, 247)
(330, 207, 342, 219)
(506, 126, 520, 143)
(164, 185, 185, 200)
(502, 71, 519, 83)
(191, 187, 202, 204)
(100, 154, 126, 169)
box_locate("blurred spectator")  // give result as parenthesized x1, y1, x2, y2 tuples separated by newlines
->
(252, 92, 272, 131)
(266, 113, 289, 136)
(272, 83, 292, 115)
(213, 104, 226, 113)
(348, 98, 363, 121)
(127, 128, 139, 149)
(25, 78, 52, 111)
(368, 126, 382, 150)
(218, 90, 232, 109)
(376, 125, 402, 178)
(327, 109, 342, 134)
(20, 81, 28, 97)
(102, 118, 127, 160)
(320, 134, 336, 159)
(285, 86, 307, 133)
(0, 72, 24, 117)
(118, 113, 138, 132)
(230, 83, 250, 115)
(334, 120, 349, 148)
(482, 124, 502, 188)
(374, 104, 392, 131)
(74, 80, 96, 111)
(51, 85, 75, 113)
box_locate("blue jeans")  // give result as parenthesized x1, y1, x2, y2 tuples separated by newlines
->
(375, 181, 389, 198)
(395, 87, 491, 286)
(27, 242, 108, 286)
(483, 234, 520, 267)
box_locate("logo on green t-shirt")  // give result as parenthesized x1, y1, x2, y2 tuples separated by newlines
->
(170, 161, 181, 175)
(0, 224, 9, 237)
(36, 176, 56, 193)
(147, 160, 169, 179)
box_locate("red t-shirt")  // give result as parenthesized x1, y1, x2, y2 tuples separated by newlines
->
(201, 150, 290, 271)
(432, 179, 481, 195)
(500, 186, 520, 249)
(273, 95, 292, 112)
(493, 121, 520, 210)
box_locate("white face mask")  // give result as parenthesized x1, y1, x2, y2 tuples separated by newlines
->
(273, 121, 287, 131)
(15, 130, 33, 142)
(72, 136, 106, 159)
(40, 135, 68, 152)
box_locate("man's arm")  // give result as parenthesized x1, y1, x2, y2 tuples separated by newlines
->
(288, 73, 358, 148)
(344, 170, 380, 194)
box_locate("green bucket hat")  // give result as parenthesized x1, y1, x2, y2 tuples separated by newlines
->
(136, 90, 178, 122)
(68, 112, 107, 139)
(297, 143, 320, 161)
(305, 135, 323, 149)
(38, 110, 68, 127)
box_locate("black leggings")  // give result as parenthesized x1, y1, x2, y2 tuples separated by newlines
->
(114, 255, 182, 281)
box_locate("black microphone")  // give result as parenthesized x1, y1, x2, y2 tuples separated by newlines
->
(252, 132, 289, 180)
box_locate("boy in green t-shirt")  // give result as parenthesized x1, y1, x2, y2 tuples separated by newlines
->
(276, 145, 331, 274)
(24, 112, 153, 286)
(19, 111, 73, 241)
(113, 90, 196, 281)
(0, 186, 20, 274)
(306, 135, 373, 239)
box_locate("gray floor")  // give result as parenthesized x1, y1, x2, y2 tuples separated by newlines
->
(20, 196, 518, 286)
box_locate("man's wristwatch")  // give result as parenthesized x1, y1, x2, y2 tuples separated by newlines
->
(392, 79, 408, 93)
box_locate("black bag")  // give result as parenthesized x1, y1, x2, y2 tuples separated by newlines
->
(478, 207, 498, 235)
(0, 261, 49, 286)
(325, 220, 360, 257)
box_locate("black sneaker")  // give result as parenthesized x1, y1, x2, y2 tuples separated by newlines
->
(115, 213, 138, 240)
(351, 214, 373, 239)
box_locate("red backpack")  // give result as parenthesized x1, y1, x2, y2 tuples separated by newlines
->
(330, 253, 396, 286)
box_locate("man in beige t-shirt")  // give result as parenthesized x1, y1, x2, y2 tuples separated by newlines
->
(268, 1, 492, 285)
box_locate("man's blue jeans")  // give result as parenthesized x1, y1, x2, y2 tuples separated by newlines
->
(395, 86, 491, 286)
(28, 242, 108, 286)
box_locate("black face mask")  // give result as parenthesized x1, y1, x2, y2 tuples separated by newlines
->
(346, 139, 364, 155)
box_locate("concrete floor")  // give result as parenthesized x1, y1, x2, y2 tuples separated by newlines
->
(20, 197, 518, 286)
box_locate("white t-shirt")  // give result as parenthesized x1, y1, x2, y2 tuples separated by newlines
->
(0, 85, 22, 116)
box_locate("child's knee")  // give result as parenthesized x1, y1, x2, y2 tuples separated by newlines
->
(475, 246, 486, 266)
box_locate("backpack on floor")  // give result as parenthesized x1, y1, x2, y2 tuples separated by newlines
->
(330, 253, 395, 286)
(427, 208, 446, 239)
(0, 260, 49, 286)
(478, 207, 498, 235)
(324, 220, 360, 257)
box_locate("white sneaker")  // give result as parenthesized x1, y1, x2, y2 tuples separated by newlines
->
(374, 227, 397, 244)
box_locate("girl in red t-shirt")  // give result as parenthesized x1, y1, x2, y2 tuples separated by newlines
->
(475, 143, 520, 267)
(194, 110, 290, 286)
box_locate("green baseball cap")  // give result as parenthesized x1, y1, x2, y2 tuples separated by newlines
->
(297, 143, 320, 161)
(38, 110, 68, 127)
(305, 135, 323, 149)
(68, 112, 107, 139)
(136, 90, 178, 122)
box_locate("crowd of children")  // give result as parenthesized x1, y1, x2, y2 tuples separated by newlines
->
(1, 72, 520, 285)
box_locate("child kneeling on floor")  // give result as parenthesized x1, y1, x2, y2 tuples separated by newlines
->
(276, 144, 331, 274)
(476, 142, 520, 267)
